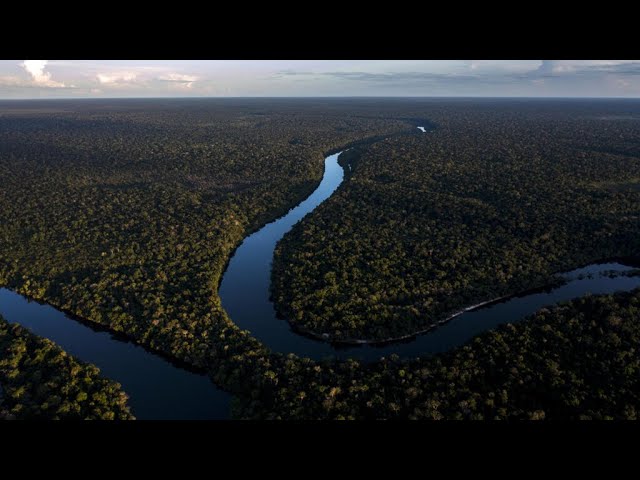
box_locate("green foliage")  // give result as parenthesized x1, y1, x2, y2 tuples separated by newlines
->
(0, 315, 133, 420)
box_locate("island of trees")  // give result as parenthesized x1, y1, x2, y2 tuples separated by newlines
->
(0, 314, 133, 420)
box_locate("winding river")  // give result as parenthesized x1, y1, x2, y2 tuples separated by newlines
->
(2, 125, 640, 418)
(218, 144, 640, 361)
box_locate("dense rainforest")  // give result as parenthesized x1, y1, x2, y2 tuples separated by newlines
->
(1, 98, 640, 420)
(0, 315, 133, 420)
(273, 100, 640, 341)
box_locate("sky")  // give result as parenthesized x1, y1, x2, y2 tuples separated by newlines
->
(1, 60, 640, 98)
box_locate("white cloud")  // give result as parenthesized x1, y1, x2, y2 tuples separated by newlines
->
(469, 60, 542, 74)
(96, 71, 139, 85)
(20, 60, 66, 87)
(94, 70, 199, 89)
(540, 60, 640, 74)
(91, 69, 200, 91)
(158, 73, 199, 88)
(0, 75, 24, 86)
(159, 73, 198, 82)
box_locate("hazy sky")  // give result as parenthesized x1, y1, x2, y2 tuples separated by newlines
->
(1, 60, 640, 98)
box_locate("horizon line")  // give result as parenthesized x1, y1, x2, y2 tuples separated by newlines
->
(2, 95, 640, 101)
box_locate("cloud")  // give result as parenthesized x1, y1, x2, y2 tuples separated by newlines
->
(315, 70, 521, 87)
(96, 71, 139, 85)
(158, 73, 198, 88)
(158, 73, 198, 83)
(20, 60, 66, 87)
(469, 60, 541, 74)
(536, 60, 640, 76)
(93, 70, 198, 90)
(272, 70, 316, 78)
(0, 75, 24, 87)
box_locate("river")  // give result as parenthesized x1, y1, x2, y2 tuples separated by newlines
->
(0, 289, 231, 420)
